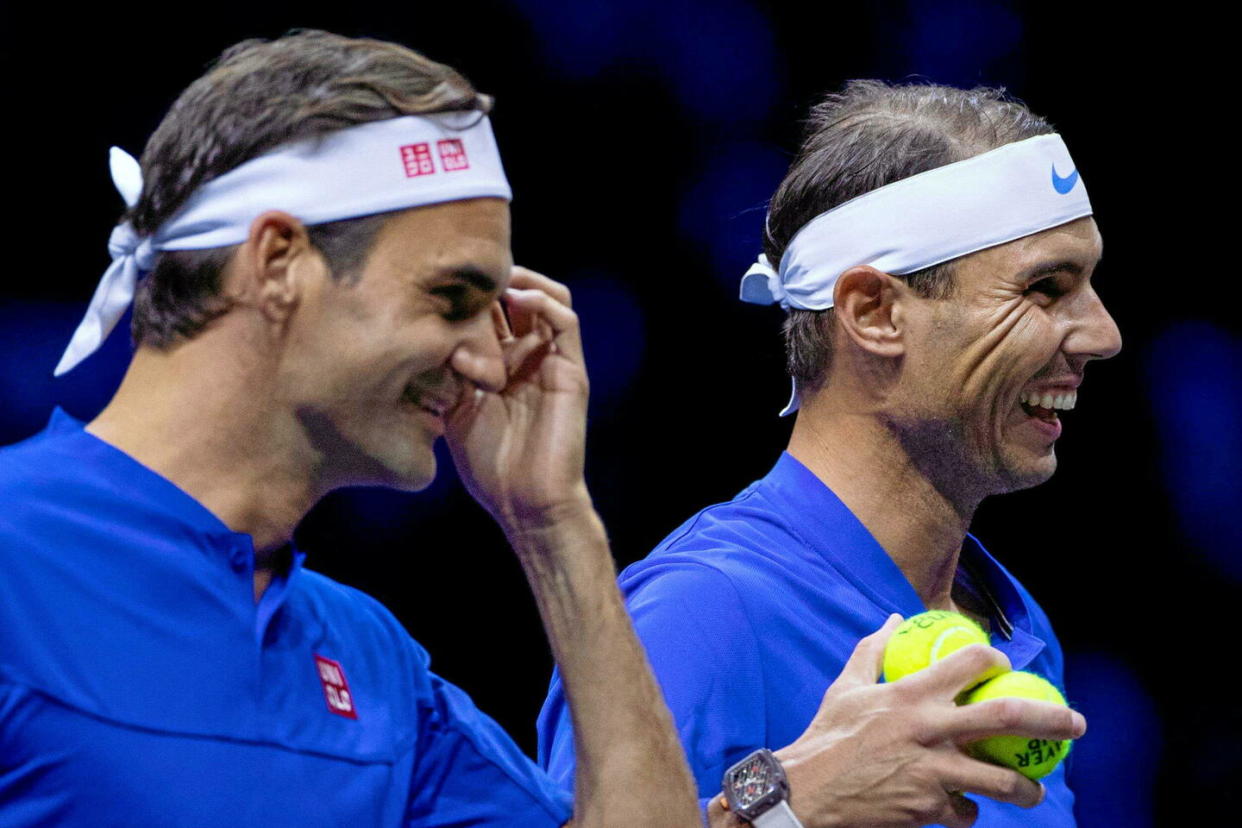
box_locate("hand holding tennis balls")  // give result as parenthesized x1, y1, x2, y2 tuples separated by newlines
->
(961, 671, 1071, 780)
(883, 611, 1074, 780)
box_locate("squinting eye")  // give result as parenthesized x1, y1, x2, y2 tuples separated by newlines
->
(1025, 278, 1066, 299)
(431, 285, 473, 321)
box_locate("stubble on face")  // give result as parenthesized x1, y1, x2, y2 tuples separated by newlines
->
(282, 200, 512, 496)
(888, 220, 1105, 506)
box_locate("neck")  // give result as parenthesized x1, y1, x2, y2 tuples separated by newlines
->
(787, 393, 982, 611)
(88, 336, 322, 574)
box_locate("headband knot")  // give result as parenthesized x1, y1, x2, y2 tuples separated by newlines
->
(740, 254, 785, 306)
(107, 222, 157, 271)
(56, 113, 511, 377)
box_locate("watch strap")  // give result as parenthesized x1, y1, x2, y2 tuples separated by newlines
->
(752, 800, 803, 828)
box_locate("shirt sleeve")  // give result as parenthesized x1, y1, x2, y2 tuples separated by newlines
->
(406, 668, 573, 827)
(538, 560, 767, 798)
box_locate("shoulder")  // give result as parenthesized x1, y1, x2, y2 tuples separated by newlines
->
(617, 478, 840, 632)
(0, 425, 75, 511)
(613, 486, 815, 676)
(623, 483, 815, 587)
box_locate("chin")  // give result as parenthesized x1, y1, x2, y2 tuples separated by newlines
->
(354, 435, 439, 492)
(383, 455, 439, 492)
(996, 449, 1058, 493)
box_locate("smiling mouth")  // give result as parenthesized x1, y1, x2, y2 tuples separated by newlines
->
(1019, 388, 1077, 423)
(402, 387, 450, 418)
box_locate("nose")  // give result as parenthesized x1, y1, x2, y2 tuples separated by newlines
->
(1065, 284, 1122, 366)
(449, 305, 507, 394)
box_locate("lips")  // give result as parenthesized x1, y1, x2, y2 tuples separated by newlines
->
(401, 386, 452, 419)
(1015, 384, 1079, 442)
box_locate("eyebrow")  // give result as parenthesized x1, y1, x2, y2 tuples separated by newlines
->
(444, 266, 499, 294)
(1023, 260, 1086, 282)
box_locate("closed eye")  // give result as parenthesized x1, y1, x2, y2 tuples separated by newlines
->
(1025, 277, 1067, 298)
(430, 284, 473, 321)
(1021, 260, 1085, 303)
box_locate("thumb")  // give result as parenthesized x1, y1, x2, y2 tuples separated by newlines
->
(832, 614, 902, 692)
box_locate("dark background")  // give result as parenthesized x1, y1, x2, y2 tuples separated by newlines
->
(2, 2, 1237, 824)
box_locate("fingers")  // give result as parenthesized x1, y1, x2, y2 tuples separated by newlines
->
(505, 267, 570, 341)
(944, 696, 1086, 745)
(503, 287, 583, 366)
(938, 752, 1045, 810)
(937, 792, 979, 828)
(901, 643, 1011, 698)
(509, 266, 573, 307)
(491, 301, 513, 342)
(505, 331, 556, 382)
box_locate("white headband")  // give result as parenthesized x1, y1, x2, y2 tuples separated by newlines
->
(55, 112, 511, 376)
(740, 133, 1092, 414)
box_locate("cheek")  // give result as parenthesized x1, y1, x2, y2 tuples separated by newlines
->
(942, 302, 1052, 407)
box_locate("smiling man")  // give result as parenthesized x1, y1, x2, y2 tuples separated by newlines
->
(540, 81, 1117, 827)
(0, 31, 702, 827)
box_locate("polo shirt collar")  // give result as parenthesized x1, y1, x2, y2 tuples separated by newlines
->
(46, 408, 307, 644)
(47, 408, 246, 548)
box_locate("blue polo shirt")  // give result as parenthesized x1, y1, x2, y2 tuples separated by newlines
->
(539, 452, 1074, 826)
(0, 410, 572, 827)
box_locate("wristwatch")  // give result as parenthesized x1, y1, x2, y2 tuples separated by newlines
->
(721, 748, 804, 827)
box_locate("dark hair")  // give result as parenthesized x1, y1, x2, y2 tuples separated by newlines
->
(766, 80, 1054, 395)
(128, 29, 492, 348)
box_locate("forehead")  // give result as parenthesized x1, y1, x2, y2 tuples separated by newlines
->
(365, 197, 512, 285)
(956, 217, 1102, 283)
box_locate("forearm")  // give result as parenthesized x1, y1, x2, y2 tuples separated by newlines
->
(506, 501, 699, 828)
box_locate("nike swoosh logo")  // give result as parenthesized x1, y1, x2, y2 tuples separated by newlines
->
(1051, 164, 1079, 194)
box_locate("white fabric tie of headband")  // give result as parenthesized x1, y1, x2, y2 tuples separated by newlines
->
(739, 133, 1092, 415)
(55, 112, 511, 376)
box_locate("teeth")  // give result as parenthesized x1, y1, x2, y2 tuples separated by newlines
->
(1020, 389, 1078, 411)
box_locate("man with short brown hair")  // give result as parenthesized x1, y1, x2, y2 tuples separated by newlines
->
(0, 30, 702, 827)
(541, 81, 1112, 828)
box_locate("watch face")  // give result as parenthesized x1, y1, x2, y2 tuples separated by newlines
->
(728, 754, 774, 808)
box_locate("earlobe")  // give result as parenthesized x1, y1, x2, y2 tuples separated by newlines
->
(834, 265, 905, 358)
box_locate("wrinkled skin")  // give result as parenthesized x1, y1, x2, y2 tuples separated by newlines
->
(884, 217, 1121, 505)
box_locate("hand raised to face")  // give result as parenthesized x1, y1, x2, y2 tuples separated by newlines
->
(444, 266, 594, 538)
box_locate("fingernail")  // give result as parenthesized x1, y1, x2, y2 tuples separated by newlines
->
(1072, 711, 1087, 736)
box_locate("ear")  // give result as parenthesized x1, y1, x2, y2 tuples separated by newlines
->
(229, 210, 323, 324)
(832, 265, 907, 358)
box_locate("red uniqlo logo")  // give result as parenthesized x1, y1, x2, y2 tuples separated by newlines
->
(437, 139, 470, 171)
(314, 655, 357, 719)
(400, 143, 435, 177)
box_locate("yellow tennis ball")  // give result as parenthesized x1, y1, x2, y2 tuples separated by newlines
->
(883, 610, 992, 684)
(961, 671, 1072, 780)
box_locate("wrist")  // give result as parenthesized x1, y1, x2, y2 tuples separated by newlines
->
(771, 747, 847, 828)
(722, 749, 805, 828)
(501, 489, 604, 555)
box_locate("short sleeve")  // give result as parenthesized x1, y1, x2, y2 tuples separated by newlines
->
(538, 561, 766, 797)
(406, 669, 572, 827)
